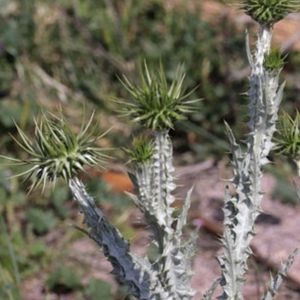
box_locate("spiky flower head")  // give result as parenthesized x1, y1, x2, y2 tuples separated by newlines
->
(118, 62, 199, 130)
(3, 112, 109, 192)
(274, 111, 300, 160)
(125, 135, 154, 164)
(240, 0, 300, 26)
(264, 49, 286, 71)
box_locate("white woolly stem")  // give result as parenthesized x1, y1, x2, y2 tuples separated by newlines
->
(248, 26, 272, 133)
(219, 24, 288, 300)
(152, 130, 180, 298)
(153, 131, 196, 300)
(133, 162, 165, 253)
(131, 130, 195, 299)
(153, 130, 176, 230)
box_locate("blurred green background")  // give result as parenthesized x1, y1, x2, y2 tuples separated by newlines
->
(0, 0, 299, 299)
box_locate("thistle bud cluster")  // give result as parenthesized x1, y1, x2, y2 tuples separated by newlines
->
(241, 0, 300, 26)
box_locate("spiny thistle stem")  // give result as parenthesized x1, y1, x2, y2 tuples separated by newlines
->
(152, 131, 176, 231)
(128, 130, 196, 299)
(152, 130, 182, 299)
(217, 2, 298, 299)
(232, 26, 273, 264)
(121, 63, 198, 299)
(69, 178, 154, 300)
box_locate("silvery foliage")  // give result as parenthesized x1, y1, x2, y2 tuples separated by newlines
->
(67, 19, 297, 299)
(69, 178, 152, 300)
(7, 2, 299, 300)
(6, 60, 199, 299)
(69, 130, 197, 300)
(64, 62, 200, 299)
(127, 131, 197, 299)
(215, 16, 297, 300)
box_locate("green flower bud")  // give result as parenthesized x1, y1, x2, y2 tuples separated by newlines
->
(4, 112, 109, 192)
(264, 49, 286, 71)
(117, 62, 200, 130)
(274, 110, 300, 160)
(241, 0, 300, 26)
(125, 135, 154, 164)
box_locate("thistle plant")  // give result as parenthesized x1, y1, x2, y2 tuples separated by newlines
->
(4, 1, 300, 299)
(119, 63, 200, 299)
(6, 63, 199, 299)
(214, 1, 299, 300)
(5, 113, 154, 299)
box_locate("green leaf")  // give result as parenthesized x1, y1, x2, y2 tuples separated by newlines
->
(85, 279, 113, 300)
(29, 241, 47, 259)
(10, 192, 27, 206)
(26, 208, 57, 235)
(0, 188, 6, 205)
(0, 102, 22, 128)
(46, 266, 82, 293)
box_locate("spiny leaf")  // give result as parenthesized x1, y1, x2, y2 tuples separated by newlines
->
(262, 248, 298, 300)
(203, 278, 220, 300)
